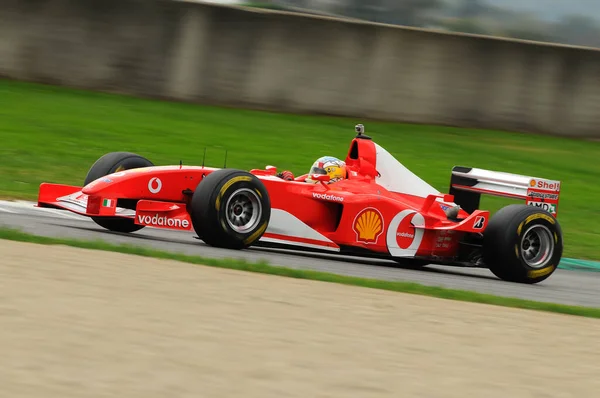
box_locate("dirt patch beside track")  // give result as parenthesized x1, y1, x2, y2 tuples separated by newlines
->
(1, 240, 599, 398)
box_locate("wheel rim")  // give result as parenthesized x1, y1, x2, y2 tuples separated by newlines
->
(521, 225, 554, 269)
(225, 188, 262, 233)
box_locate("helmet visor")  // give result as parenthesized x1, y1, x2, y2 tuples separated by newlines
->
(309, 166, 328, 175)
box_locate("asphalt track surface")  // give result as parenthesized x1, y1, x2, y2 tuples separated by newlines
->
(1, 200, 599, 308)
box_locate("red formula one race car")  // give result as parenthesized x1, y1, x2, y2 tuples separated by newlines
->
(37, 124, 564, 284)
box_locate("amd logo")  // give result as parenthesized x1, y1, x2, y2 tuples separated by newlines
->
(527, 201, 556, 214)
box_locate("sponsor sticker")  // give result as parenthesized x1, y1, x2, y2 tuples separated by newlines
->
(529, 178, 561, 192)
(312, 192, 344, 202)
(526, 189, 559, 216)
(473, 216, 485, 230)
(527, 201, 556, 214)
(386, 210, 426, 257)
(527, 191, 559, 201)
(435, 229, 456, 249)
(352, 208, 384, 244)
(137, 213, 190, 229)
(526, 178, 560, 217)
(395, 214, 417, 249)
(148, 177, 162, 194)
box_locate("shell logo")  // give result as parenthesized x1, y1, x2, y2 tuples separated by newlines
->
(352, 208, 384, 244)
(529, 179, 536, 187)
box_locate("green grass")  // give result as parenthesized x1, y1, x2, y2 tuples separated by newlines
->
(1, 78, 599, 260)
(1, 227, 599, 318)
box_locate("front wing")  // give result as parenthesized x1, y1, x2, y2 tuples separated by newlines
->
(37, 183, 193, 231)
(37, 183, 135, 218)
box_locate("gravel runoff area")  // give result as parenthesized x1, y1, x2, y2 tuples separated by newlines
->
(1, 240, 599, 398)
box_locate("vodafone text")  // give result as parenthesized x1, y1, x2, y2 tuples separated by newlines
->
(312, 192, 344, 202)
(138, 214, 190, 229)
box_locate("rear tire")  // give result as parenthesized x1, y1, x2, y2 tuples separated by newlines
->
(190, 169, 271, 250)
(84, 152, 154, 233)
(483, 204, 563, 284)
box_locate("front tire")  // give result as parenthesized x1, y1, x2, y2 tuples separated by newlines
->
(482, 204, 563, 284)
(190, 169, 271, 249)
(84, 152, 154, 233)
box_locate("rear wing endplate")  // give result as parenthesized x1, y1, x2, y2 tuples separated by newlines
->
(449, 166, 561, 217)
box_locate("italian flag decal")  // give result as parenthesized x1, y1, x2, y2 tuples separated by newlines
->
(102, 199, 113, 207)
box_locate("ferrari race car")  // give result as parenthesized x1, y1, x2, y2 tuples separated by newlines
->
(37, 124, 563, 284)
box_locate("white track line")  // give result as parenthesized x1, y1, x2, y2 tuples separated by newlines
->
(38, 208, 90, 221)
(0, 200, 37, 210)
(0, 200, 89, 221)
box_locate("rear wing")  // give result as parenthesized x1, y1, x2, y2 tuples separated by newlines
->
(449, 166, 561, 217)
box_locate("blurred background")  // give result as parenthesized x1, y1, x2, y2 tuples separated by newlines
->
(225, 0, 600, 48)
(2, 0, 600, 140)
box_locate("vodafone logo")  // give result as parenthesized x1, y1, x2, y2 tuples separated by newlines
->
(137, 214, 190, 229)
(386, 210, 425, 257)
(148, 177, 162, 194)
(395, 213, 419, 249)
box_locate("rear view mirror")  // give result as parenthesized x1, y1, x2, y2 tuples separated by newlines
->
(311, 174, 331, 182)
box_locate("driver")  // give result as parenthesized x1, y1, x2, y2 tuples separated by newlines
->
(276, 156, 347, 184)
